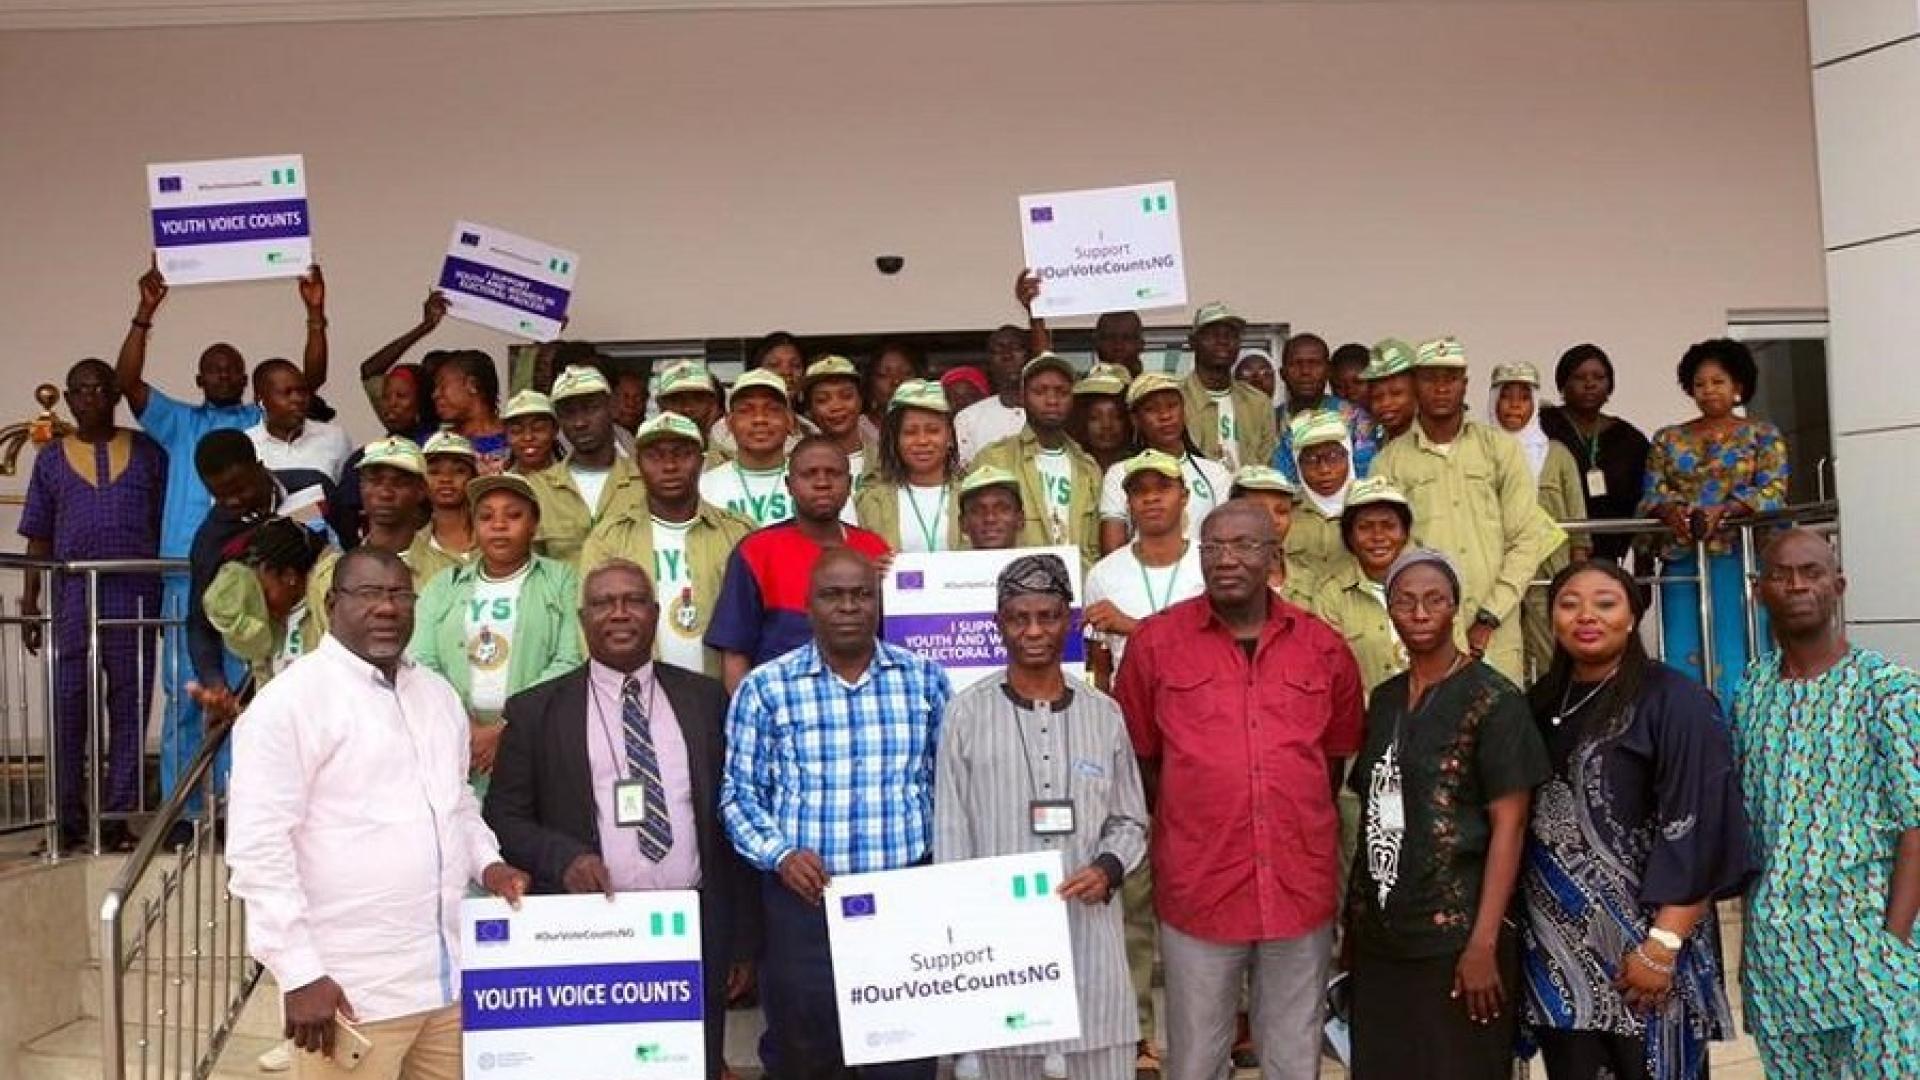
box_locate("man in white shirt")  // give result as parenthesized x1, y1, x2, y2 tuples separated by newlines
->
(953, 324, 1032, 464)
(228, 547, 531, 1078)
(247, 359, 353, 481)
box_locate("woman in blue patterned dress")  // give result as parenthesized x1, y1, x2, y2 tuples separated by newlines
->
(1520, 560, 1752, 1080)
(1638, 339, 1788, 703)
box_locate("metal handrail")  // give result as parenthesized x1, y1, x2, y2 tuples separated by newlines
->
(98, 710, 258, 1080)
(1526, 501, 1842, 689)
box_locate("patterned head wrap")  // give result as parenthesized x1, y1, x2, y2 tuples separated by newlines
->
(996, 553, 1074, 607)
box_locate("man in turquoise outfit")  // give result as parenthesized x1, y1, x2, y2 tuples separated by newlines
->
(1732, 528, 1920, 1079)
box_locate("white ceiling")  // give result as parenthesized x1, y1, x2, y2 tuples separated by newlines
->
(0, 0, 1792, 33)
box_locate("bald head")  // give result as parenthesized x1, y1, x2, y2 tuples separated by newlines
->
(1203, 498, 1277, 544)
(1757, 526, 1844, 643)
(809, 547, 880, 659)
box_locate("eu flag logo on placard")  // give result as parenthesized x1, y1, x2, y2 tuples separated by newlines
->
(840, 894, 877, 920)
(474, 918, 511, 945)
(158, 176, 182, 194)
(1029, 206, 1054, 224)
(897, 571, 925, 591)
(459, 231, 482, 247)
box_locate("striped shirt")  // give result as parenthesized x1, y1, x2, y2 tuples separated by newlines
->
(934, 674, 1148, 1054)
(722, 639, 952, 874)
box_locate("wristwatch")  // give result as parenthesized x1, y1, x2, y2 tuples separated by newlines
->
(1473, 609, 1501, 631)
(1647, 927, 1684, 952)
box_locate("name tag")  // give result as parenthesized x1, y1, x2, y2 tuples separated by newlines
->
(614, 780, 653, 828)
(1030, 799, 1076, 836)
(1585, 468, 1608, 498)
(1378, 788, 1406, 833)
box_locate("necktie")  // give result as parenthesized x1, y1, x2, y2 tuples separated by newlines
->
(622, 676, 673, 861)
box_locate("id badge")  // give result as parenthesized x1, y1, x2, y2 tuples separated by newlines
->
(1585, 468, 1608, 498)
(1030, 799, 1077, 836)
(614, 780, 652, 828)
(1378, 787, 1406, 833)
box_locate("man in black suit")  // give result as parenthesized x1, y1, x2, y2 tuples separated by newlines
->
(485, 557, 748, 1080)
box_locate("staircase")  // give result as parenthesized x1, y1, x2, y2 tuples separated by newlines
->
(8, 848, 275, 1080)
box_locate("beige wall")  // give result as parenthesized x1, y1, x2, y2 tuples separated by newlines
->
(0, 1, 1822, 475)
(1807, 0, 1920, 663)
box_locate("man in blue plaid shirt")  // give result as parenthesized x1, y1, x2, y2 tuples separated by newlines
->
(722, 546, 952, 1080)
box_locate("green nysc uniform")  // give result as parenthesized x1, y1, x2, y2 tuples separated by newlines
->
(1180, 371, 1277, 469)
(577, 500, 754, 680)
(1371, 421, 1561, 685)
(972, 428, 1104, 571)
(1284, 500, 1352, 603)
(853, 476, 967, 552)
(300, 541, 445, 643)
(408, 555, 584, 790)
(1523, 441, 1588, 683)
(203, 562, 324, 691)
(524, 456, 648, 567)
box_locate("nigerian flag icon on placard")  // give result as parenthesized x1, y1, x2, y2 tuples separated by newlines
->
(1011, 871, 1050, 900)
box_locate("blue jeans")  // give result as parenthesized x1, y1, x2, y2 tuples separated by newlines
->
(1658, 548, 1770, 706)
(159, 572, 238, 814)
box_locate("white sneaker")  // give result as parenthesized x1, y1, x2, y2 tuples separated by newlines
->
(257, 1040, 293, 1072)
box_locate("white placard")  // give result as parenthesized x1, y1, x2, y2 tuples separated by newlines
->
(147, 154, 312, 285)
(882, 546, 1084, 690)
(460, 892, 705, 1080)
(439, 220, 578, 340)
(826, 852, 1081, 1065)
(1018, 181, 1187, 318)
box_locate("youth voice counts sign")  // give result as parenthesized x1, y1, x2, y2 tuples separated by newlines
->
(440, 220, 579, 340)
(147, 154, 312, 285)
(1018, 180, 1187, 319)
(826, 851, 1081, 1065)
(883, 546, 1083, 689)
(461, 892, 704, 1080)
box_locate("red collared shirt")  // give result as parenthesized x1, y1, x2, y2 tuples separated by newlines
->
(1115, 594, 1365, 943)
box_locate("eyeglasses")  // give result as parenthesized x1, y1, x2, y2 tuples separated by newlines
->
(334, 585, 417, 606)
(1297, 446, 1348, 469)
(584, 593, 656, 615)
(1198, 540, 1271, 563)
(1388, 594, 1457, 616)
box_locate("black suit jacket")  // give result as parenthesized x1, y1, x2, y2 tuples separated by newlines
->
(484, 661, 752, 1080)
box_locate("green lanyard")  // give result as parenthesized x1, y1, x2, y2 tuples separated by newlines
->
(1135, 544, 1187, 614)
(732, 462, 782, 521)
(904, 484, 947, 552)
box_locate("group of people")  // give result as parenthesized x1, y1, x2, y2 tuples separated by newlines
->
(14, 261, 1914, 1080)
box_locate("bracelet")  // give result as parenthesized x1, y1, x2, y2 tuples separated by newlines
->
(1630, 944, 1674, 976)
(307, 317, 329, 329)
(130, 317, 152, 330)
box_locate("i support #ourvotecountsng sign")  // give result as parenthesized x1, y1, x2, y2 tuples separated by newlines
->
(147, 154, 312, 285)
(440, 220, 579, 341)
(1018, 180, 1187, 319)
(461, 892, 704, 1080)
(882, 546, 1085, 690)
(825, 851, 1081, 1065)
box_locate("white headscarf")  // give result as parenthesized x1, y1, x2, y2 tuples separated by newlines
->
(1489, 380, 1551, 481)
(1291, 412, 1354, 519)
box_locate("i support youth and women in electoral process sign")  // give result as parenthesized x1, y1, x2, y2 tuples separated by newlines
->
(883, 546, 1086, 690)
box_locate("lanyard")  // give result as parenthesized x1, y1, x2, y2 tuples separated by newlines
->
(1182, 454, 1216, 504)
(1135, 545, 1187, 615)
(1008, 694, 1073, 803)
(588, 669, 662, 780)
(904, 484, 947, 552)
(731, 462, 782, 520)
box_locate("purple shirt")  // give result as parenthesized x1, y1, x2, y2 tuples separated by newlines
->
(19, 431, 166, 608)
(585, 660, 702, 891)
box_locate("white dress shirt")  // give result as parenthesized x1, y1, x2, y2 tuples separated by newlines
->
(227, 635, 504, 1023)
(247, 418, 354, 481)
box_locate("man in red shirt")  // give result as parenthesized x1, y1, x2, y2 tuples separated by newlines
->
(1114, 500, 1364, 1080)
